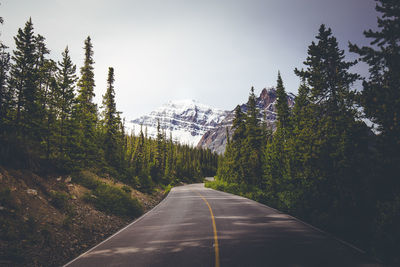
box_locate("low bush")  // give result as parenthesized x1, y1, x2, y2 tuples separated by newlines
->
(85, 183, 143, 218)
(163, 184, 173, 196)
(205, 179, 269, 205)
(49, 191, 70, 211)
(72, 171, 102, 190)
(121, 185, 132, 194)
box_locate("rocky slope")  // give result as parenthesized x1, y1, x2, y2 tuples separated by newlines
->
(126, 99, 229, 146)
(0, 168, 164, 266)
(197, 87, 295, 154)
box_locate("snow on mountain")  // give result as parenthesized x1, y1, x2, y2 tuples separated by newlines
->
(125, 99, 229, 146)
(197, 87, 295, 154)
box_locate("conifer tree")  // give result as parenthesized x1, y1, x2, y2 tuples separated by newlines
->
(295, 24, 359, 115)
(264, 74, 291, 204)
(288, 24, 368, 226)
(56, 46, 77, 163)
(0, 20, 11, 161)
(0, 39, 10, 135)
(102, 67, 122, 169)
(219, 105, 246, 183)
(9, 18, 39, 142)
(350, 1, 400, 258)
(244, 87, 262, 185)
(350, 0, 400, 141)
(76, 36, 98, 165)
(275, 71, 291, 135)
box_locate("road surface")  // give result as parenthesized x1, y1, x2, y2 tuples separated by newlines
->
(65, 183, 380, 267)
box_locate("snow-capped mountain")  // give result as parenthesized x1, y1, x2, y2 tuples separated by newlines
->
(197, 87, 295, 154)
(125, 100, 229, 146)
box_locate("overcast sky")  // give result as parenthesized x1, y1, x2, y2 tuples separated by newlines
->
(1, 0, 378, 119)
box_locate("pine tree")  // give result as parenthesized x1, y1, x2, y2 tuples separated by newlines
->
(295, 24, 359, 115)
(225, 105, 247, 183)
(275, 71, 291, 135)
(0, 40, 10, 134)
(75, 36, 98, 166)
(0, 20, 12, 162)
(263, 74, 291, 205)
(244, 87, 263, 185)
(289, 24, 369, 228)
(9, 18, 39, 142)
(350, 0, 400, 142)
(102, 67, 122, 169)
(350, 1, 400, 260)
(56, 46, 77, 163)
(41, 59, 58, 160)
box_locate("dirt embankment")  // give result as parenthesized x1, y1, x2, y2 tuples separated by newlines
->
(0, 167, 164, 266)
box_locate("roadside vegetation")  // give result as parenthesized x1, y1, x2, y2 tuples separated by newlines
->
(207, 1, 400, 264)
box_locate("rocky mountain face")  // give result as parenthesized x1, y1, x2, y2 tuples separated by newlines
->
(126, 100, 229, 146)
(197, 87, 295, 154)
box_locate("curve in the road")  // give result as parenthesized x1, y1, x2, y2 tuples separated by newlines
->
(64, 183, 381, 267)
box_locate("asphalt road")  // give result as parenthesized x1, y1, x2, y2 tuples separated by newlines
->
(65, 183, 381, 267)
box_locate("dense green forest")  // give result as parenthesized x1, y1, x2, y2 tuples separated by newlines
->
(209, 0, 400, 263)
(0, 17, 218, 188)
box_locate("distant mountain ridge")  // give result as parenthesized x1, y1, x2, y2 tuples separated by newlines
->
(125, 99, 229, 146)
(197, 87, 295, 154)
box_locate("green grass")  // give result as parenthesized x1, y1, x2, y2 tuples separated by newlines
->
(163, 184, 173, 196)
(205, 178, 270, 204)
(75, 171, 143, 218)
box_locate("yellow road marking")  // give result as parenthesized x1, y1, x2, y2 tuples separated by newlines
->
(196, 191, 220, 267)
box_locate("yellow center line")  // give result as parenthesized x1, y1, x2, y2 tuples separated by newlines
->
(195, 191, 220, 267)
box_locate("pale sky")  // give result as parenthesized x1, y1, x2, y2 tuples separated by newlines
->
(1, 0, 378, 119)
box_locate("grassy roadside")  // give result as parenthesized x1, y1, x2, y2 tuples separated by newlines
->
(205, 178, 269, 204)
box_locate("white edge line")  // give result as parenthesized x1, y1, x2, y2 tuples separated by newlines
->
(63, 188, 173, 267)
(204, 184, 383, 263)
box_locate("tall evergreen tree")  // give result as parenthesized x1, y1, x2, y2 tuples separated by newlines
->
(350, 1, 400, 260)
(275, 72, 291, 134)
(0, 18, 11, 161)
(264, 73, 291, 204)
(0, 39, 10, 133)
(9, 18, 39, 142)
(76, 36, 98, 165)
(350, 0, 400, 141)
(56, 46, 77, 163)
(289, 24, 368, 228)
(102, 67, 122, 169)
(244, 87, 263, 185)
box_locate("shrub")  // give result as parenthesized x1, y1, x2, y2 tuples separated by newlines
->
(85, 183, 143, 218)
(163, 184, 173, 196)
(121, 185, 132, 194)
(50, 191, 70, 211)
(72, 171, 102, 190)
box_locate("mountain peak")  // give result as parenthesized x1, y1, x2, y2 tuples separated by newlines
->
(126, 100, 229, 146)
(197, 87, 296, 154)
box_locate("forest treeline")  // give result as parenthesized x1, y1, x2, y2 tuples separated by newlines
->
(0, 18, 218, 189)
(210, 0, 400, 263)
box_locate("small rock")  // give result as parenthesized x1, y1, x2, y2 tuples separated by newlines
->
(0, 206, 4, 211)
(27, 188, 38, 196)
(65, 176, 72, 183)
(56, 176, 62, 181)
